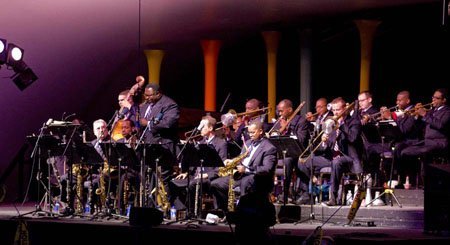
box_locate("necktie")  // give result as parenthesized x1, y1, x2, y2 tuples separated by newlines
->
(144, 104, 152, 118)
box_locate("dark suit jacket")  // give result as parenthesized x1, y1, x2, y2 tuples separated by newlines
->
(423, 105, 450, 147)
(396, 105, 424, 141)
(200, 136, 228, 181)
(242, 138, 277, 175)
(325, 114, 363, 173)
(140, 94, 180, 155)
(272, 114, 311, 150)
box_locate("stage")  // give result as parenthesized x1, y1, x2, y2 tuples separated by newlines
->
(1, 189, 449, 244)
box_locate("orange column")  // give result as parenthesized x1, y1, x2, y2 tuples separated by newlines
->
(262, 31, 280, 121)
(354, 20, 380, 92)
(144, 49, 165, 84)
(201, 40, 222, 112)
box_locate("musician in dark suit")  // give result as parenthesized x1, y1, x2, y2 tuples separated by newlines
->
(299, 97, 363, 206)
(378, 91, 425, 182)
(169, 115, 227, 212)
(231, 98, 271, 147)
(400, 88, 450, 174)
(139, 83, 180, 197)
(210, 120, 277, 212)
(270, 99, 311, 204)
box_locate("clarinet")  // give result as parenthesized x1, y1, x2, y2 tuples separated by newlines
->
(194, 175, 200, 217)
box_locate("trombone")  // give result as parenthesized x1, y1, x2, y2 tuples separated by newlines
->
(183, 106, 270, 138)
(298, 102, 355, 163)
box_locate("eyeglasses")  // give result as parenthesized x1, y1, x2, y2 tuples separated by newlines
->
(432, 96, 443, 100)
(145, 93, 157, 97)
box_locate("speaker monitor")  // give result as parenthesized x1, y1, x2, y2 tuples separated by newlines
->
(129, 207, 163, 226)
(278, 205, 301, 223)
(424, 164, 450, 234)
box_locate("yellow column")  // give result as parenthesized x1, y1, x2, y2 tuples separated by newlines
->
(201, 40, 222, 112)
(144, 49, 165, 84)
(262, 31, 280, 121)
(354, 20, 380, 92)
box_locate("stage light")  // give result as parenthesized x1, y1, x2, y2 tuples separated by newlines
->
(0, 38, 7, 64)
(6, 43, 24, 66)
(12, 67, 38, 91)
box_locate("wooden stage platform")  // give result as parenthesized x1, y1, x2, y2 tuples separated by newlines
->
(1, 189, 449, 244)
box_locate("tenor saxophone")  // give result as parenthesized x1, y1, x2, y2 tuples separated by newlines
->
(218, 150, 250, 212)
(72, 164, 84, 213)
(152, 166, 169, 214)
(227, 169, 236, 212)
(95, 161, 107, 209)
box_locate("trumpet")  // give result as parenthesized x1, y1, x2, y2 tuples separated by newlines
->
(404, 102, 433, 116)
(364, 105, 398, 121)
(305, 112, 319, 121)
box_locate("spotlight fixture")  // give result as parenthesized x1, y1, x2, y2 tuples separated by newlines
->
(0, 38, 37, 90)
(6, 43, 24, 67)
(12, 66, 38, 91)
(0, 38, 7, 64)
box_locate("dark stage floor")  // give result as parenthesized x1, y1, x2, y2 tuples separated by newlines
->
(1, 190, 449, 245)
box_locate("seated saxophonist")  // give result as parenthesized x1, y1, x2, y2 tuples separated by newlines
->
(210, 120, 277, 212)
(169, 115, 228, 214)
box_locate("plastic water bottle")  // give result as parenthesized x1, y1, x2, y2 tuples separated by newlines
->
(126, 204, 131, 217)
(170, 206, 177, 221)
(53, 202, 60, 213)
(84, 203, 91, 215)
(346, 190, 353, 205)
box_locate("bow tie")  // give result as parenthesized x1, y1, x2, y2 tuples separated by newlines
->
(251, 140, 262, 147)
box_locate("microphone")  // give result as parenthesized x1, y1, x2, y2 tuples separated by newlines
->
(195, 119, 206, 132)
(45, 118, 54, 126)
(63, 113, 76, 121)
(153, 112, 163, 124)
(118, 107, 130, 119)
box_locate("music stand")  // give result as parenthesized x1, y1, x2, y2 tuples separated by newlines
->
(365, 120, 402, 208)
(268, 136, 304, 224)
(268, 136, 301, 205)
(22, 134, 63, 217)
(168, 143, 223, 224)
(100, 142, 139, 218)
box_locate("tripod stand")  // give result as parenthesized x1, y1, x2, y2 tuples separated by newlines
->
(365, 121, 402, 208)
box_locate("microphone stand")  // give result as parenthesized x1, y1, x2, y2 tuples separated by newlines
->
(177, 126, 200, 161)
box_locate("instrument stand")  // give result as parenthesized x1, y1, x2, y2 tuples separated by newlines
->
(294, 136, 317, 225)
(167, 143, 223, 225)
(21, 124, 62, 218)
(365, 145, 402, 208)
(366, 121, 402, 208)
